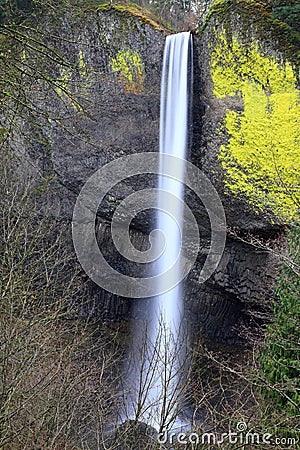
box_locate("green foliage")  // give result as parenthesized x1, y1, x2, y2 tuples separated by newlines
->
(260, 223, 300, 418)
(211, 32, 300, 221)
(0, 0, 64, 24)
(272, 0, 300, 32)
(0, 0, 33, 23)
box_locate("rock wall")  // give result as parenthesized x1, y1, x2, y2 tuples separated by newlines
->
(8, 2, 299, 345)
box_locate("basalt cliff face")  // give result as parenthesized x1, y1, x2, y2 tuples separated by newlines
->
(9, 2, 299, 345)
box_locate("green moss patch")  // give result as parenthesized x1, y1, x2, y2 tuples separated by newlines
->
(211, 32, 300, 221)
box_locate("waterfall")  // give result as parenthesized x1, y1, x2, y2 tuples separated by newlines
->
(122, 32, 193, 432)
(156, 31, 193, 296)
(149, 31, 193, 429)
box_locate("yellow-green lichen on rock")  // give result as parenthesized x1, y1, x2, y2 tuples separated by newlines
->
(111, 49, 144, 94)
(55, 50, 90, 111)
(211, 32, 300, 221)
(55, 67, 73, 103)
(78, 50, 88, 78)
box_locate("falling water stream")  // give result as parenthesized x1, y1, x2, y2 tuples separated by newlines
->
(149, 31, 193, 429)
(124, 32, 193, 432)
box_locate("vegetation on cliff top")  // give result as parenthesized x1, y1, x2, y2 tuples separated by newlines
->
(84, 1, 172, 32)
(200, 0, 300, 67)
(271, 0, 300, 33)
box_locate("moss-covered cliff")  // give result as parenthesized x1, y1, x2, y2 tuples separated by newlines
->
(197, 0, 299, 224)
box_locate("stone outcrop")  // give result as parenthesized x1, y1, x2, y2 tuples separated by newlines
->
(9, 2, 299, 345)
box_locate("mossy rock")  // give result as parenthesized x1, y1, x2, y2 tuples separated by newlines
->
(76, 1, 172, 33)
(200, 0, 300, 70)
(196, 0, 300, 225)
